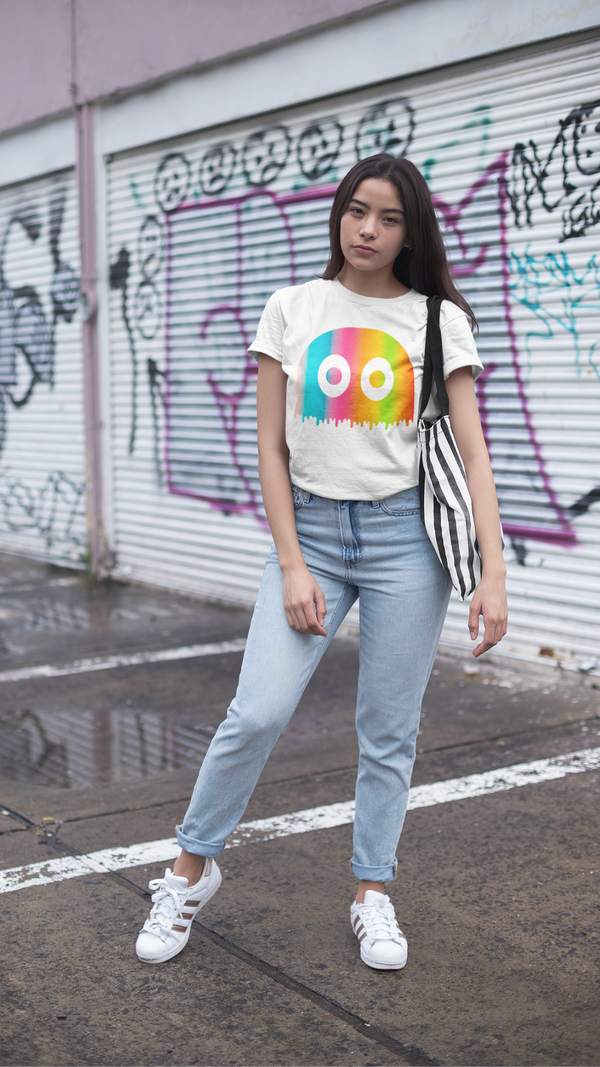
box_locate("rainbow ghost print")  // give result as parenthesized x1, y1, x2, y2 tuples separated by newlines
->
(295, 327, 414, 429)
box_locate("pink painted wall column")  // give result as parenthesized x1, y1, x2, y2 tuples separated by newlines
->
(76, 101, 105, 575)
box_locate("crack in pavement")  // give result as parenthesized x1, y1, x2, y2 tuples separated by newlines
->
(2, 816, 437, 1067)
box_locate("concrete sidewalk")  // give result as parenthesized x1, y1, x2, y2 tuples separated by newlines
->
(1, 551, 599, 1066)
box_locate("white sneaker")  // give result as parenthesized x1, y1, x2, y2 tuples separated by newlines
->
(136, 859, 221, 964)
(350, 890, 408, 970)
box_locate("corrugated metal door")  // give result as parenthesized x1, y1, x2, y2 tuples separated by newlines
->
(106, 34, 600, 663)
(0, 170, 85, 564)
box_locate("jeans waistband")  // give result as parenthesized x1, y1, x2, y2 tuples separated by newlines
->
(291, 483, 419, 508)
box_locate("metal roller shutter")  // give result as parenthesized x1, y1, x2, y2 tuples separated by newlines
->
(0, 169, 85, 564)
(107, 33, 600, 663)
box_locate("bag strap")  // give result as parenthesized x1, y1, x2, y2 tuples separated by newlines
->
(418, 294, 449, 420)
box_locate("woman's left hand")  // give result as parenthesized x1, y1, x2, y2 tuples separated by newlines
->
(446, 367, 508, 659)
(468, 573, 508, 658)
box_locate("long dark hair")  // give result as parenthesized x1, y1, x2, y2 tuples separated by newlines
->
(322, 154, 477, 329)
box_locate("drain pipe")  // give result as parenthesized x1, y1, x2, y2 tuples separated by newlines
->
(71, 0, 104, 575)
(74, 100, 105, 576)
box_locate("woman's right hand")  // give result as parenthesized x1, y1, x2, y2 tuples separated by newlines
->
(282, 563, 328, 636)
(256, 354, 327, 638)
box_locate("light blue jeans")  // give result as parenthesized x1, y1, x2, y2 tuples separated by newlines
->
(177, 485, 451, 882)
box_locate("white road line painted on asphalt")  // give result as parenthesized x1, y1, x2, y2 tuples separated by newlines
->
(0, 638, 248, 684)
(1, 746, 599, 896)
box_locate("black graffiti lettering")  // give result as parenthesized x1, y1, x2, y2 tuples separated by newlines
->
(200, 142, 236, 196)
(0, 207, 45, 397)
(0, 391, 5, 456)
(51, 263, 79, 324)
(109, 245, 129, 291)
(297, 119, 343, 181)
(569, 485, 600, 517)
(154, 152, 191, 213)
(2, 205, 41, 258)
(573, 106, 600, 177)
(110, 247, 138, 454)
(48, 190, 79, 323)
(134, 280, 161, 339)
(355, 98, 415, 161)
(510, 139, 560, 229)
(138, 215, 163, 279)
(48, 190, 64, 261)
(0, 286, 15, 387)
(13, 288, 53, 384)
(242, 125, 291, 186)
(509, 537, 528, 567)
(122, 212, 166, 459)
(0, 187, 79, 452)
(148, 357, 167, 484)
(510, 99, 600, 240)
(0, 470, 85, 548)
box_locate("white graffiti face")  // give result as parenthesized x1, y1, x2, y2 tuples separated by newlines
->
(297, 120, 343, 181)
(242, 126, 291, 186)
(574, 105, 600, 175)
(200, 143, 236, 195)
(154, 153, 191, 213)
(134, 280, 161, 340)
(355, 98, 414, 160)
(138, 216, 163, 278)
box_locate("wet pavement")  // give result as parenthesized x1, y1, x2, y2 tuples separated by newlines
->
(1, 549, 599, 1066)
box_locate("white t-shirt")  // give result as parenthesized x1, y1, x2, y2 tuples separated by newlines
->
(249, 278, 483, 500)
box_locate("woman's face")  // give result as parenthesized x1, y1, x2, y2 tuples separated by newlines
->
(339, 178, 409, 275)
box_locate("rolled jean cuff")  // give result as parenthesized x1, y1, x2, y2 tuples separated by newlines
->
(176, 827, 225, 858)
(351, 859, 398, 883)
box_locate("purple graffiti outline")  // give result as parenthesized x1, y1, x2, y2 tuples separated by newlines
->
(165, 172, 574, 547)
(164, 185, 337, 522)
(433, 154, 575, 548)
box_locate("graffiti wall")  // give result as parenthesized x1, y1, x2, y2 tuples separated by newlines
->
(107, 36, 600, 659)
(0, 171, 85, 562)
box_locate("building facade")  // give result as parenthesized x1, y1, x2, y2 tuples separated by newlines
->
(0, 0, 599, 666)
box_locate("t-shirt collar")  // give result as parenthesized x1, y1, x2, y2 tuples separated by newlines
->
(330, 277, 418, 306)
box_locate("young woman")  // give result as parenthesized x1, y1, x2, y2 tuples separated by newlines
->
(136, 153, 507, 971)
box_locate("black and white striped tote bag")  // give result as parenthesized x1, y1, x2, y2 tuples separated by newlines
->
(417, 296, 482, 602)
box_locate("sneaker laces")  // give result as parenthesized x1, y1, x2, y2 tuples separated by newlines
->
(143, 877, 185, 939)
(360, 895, 403, 944)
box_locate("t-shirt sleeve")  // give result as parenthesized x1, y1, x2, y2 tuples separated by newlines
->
(247, 291, 285, 363)
(440, 302, 483, 381)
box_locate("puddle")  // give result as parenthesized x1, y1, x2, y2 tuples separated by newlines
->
(0, 708, 216, 788)
(0, 598, 90, 632)
(0, 595, 195, 636)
